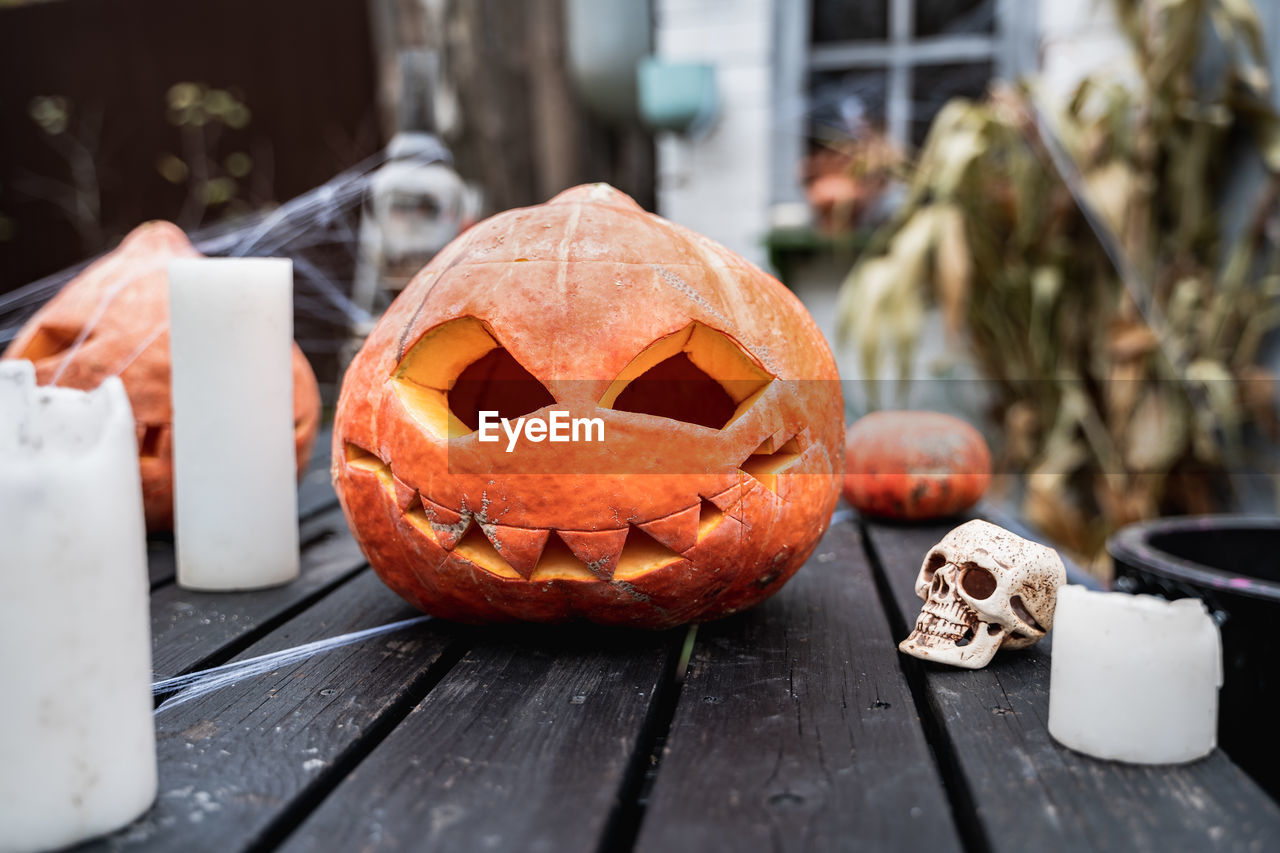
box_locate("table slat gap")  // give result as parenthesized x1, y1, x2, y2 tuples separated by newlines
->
(635, 520, 964, 853)
(593, 623, 694, 853)
(247, 636, 473, 853)
(857, 516, 997, 853)
(277, 625, 685, 853)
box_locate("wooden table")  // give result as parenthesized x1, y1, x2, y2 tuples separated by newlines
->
(94, 442, 1280, 853)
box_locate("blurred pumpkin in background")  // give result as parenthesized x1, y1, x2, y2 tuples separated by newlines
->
(3, 221, 322, 530)
(843, 410, 991, 520)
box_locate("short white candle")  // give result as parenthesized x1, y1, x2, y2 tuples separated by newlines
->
(0, 361, 157, 852)
(168, 258, 300, 590)
(1048, 585, 1222, 764)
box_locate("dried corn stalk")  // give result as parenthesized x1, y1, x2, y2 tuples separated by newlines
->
(838, 0, 1280, 571)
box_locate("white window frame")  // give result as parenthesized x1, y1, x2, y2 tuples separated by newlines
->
(772, 0, 1038, 212)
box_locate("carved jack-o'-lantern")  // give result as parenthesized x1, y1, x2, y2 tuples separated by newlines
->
(334, 184, 844, 627)
(3, 221, 322, 530)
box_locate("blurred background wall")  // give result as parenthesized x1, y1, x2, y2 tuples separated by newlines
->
(0, 0, 381, 291)
(0, 0, 655, 295)
(7, 0, 1280, 342)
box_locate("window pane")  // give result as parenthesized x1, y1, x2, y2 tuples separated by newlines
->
(910, 61, 993, 146)
(915, 0, 996, 37)
(809, 68, 889, 145)
(811, 0, 888, 43)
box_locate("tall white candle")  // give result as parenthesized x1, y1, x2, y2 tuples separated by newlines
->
(1049, 585, 1222, 764)
(0, 361, 157, 852)
(168, 258, 300, 590)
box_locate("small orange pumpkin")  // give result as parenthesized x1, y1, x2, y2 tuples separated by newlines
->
(843, 410, 990, 520)
(333, 184, 844, 627)
(3, 221, 322, 530)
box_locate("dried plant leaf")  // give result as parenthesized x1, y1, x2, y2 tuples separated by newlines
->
(1214, 0, 1271, 95)
(1124, 389, 1188, 472)
(1029, 265, 1062, 372)
(934, 203, 971, 337)
(929, 120, 988, 199)
(1108, 320, 1159, 361)
(1239, 365, 1278, 436)
(835, 0, 1280, 569)
(1084, 160, 1135, 234)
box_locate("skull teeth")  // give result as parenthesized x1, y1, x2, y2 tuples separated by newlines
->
(914, 598, 977, 640)
(922, 599, 973, 625)
(913, 616, 968, 641)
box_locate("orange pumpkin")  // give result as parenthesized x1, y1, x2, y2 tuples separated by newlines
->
(843, 410, 990, 520)
(333, 184, 844, 627)
(3, 221, 322, 531)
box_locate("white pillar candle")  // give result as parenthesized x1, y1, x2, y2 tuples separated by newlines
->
(168, 258, 300, 590)
(0, 361, 156, 852)
(1048, 585, 1222, 764)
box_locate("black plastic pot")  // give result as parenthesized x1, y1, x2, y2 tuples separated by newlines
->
(1110, 516, 1280, 796)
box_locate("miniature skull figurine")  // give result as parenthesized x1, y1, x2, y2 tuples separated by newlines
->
(899, 520, 1067, 669)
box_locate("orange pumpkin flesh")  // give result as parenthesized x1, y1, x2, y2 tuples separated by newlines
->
(843, 410, 991, 520)
(334, 184, 844, 627)
(3, 221, 322, 531)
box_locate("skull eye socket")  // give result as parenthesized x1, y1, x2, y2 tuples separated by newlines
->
(599, 322, 773, 430)
(922, 551, 946, 586)
(960, 564, 997, 600)
(392, 317, 555, 436)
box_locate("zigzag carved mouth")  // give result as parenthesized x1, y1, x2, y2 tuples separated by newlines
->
(343, 431, 807, 583)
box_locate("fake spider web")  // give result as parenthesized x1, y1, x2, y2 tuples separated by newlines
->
(0, 138, 452, 394)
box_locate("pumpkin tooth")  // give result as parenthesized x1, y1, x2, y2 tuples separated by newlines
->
(391, 474, 419, 512)
(479, 523, 551, 577)
(419, 493, 462, 525)
(555, 528, 630, 580)
(638, 503, 701, 554)
(419, 494, 470, 550)
(431, 517, 472, 551)
(705, 481, 748, 513)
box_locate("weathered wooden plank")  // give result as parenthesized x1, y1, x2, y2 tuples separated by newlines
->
(635, 520, 963, 853)
(278, 624, 684, 852)
(150, 505, 367, 678)
(93, 571, 462, 853)
(864, 517, 1280, 853)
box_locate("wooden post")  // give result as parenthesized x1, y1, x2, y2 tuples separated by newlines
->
(367, 0, 654, 214)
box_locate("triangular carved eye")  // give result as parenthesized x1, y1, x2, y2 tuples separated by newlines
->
(393, 317, 555, 436)
(599, 322, 773, 429)
(450, 347, 555, 431)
